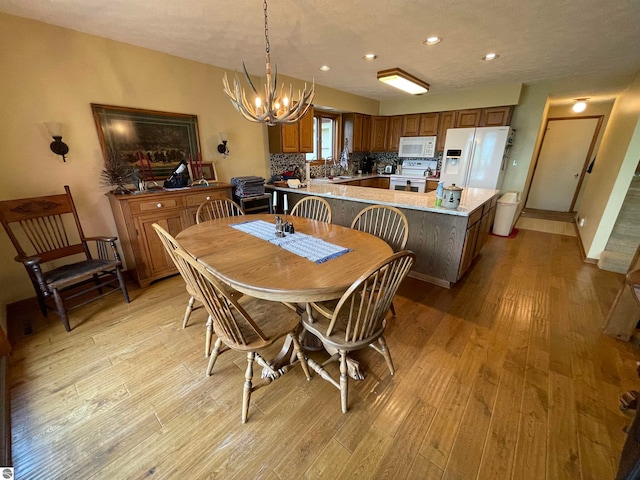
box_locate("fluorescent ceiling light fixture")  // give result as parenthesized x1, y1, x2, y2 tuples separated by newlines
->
(319, 65, 331, 71)
(572, 99, 588, 113)
(423, 36, 442, 46)
(377, 68, 429, 95)
(482, 53, 499, 60)
(363, 53, 377, 61)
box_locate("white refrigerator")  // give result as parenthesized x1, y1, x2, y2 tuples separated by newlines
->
(440, 126, 513, 190)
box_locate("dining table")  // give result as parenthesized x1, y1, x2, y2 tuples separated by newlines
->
(176, 213, 394, 379)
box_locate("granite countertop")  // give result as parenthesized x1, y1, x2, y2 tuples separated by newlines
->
(268, 182, 499, 216)
(310, 173, 440, 184)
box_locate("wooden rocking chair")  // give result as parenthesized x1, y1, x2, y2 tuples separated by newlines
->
(0, 186, 130, 331)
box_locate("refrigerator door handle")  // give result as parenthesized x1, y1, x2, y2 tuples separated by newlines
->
(464, 139, 477, 186)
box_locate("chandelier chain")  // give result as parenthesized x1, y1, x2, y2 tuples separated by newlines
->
(263, 0, 270, 54)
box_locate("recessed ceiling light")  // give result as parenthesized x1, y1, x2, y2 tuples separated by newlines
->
(319, 65, 331, 71)
(423, 36, 442, 46)
(572, 99, 588, 113)
(363, 53, 377, 61)
(482, 53, 499, 60)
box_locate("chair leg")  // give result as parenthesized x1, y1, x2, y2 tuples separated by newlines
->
(115, 267, 130, 303)
(206, 337, 223, 376)
(242, 351, 256, 423)
(389, 301, 396, 317)
(378, 336, 395, 375)
(52, 288, 71, 332)
(291, 334, 311, 380)
(92, 273, 103, 294)
(183, 296, 196, 329)
(205, 316, 213, 357)
(339, 351, 349, 413)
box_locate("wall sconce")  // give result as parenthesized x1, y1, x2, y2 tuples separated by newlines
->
(572, 99, 588, 113)
(44, 122, 69, 161)
(217, 132, 229, 157)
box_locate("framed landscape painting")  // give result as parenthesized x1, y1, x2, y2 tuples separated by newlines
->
(91, 104, 202, 180)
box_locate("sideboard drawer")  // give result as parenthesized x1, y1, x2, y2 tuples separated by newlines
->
(129, 197, 184, 213)
(185, 188, 230, 206)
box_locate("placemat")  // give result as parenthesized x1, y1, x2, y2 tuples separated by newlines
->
(231, 220, 351, 264)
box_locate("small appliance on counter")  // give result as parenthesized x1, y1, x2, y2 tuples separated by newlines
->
(360, 156, 375, 174)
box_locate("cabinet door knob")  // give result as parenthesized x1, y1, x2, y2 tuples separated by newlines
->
(206, 196, 211, 201)
(157, 203, 162, 208)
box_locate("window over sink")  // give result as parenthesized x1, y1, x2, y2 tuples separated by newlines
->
(306, 110, 340, 163)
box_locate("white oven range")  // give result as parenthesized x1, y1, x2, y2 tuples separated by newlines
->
(388, 159, 437, 193)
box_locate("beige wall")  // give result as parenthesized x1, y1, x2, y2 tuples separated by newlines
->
(379, 83, 523, 115)
(576, 72, 640, 258)
(0, 13, 376, 311)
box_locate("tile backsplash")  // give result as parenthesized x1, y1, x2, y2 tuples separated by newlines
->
(269, 151, 443, 181)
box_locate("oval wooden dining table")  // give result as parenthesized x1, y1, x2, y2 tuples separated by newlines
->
(176, 213, 393, 303)
(176, 213, 394, 380)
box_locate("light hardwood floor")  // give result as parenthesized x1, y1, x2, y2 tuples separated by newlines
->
(8, 228, 639, 479)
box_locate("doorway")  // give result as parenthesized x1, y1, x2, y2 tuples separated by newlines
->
(525, 116, 603, 213)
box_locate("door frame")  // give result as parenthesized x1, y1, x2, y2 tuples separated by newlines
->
(525, 115, 603, 212)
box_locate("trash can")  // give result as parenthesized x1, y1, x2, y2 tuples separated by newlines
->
(492, 192, 520, 236)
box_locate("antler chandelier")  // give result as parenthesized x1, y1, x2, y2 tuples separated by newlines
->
(223, 0, 315, 126)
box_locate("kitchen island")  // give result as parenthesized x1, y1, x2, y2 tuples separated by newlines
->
(268, 182, 499, 287)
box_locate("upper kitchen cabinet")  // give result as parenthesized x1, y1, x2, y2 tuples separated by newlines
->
(479, 106, 513, 127)
(371, 116, 388, 151)
(387, 116, 403, 151)
(402, 114, 421, 136)
(343, 113, 372, 152)
(418, 113, 440, 136)
(455, 109, 482, 128)
(268, 106, 314, 154)
(437, 111, 458, 151)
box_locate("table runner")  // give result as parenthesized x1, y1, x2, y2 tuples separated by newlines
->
(231, 220, 351, 264)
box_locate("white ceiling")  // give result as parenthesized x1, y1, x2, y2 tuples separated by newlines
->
(1, 0, 639, 102)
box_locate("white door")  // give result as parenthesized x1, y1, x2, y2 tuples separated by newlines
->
(526, 118, 599, 212)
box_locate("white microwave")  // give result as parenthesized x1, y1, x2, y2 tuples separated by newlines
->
(398, 136, 437, 158)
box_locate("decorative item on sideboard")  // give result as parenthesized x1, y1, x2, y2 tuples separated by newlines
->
(101, 150, 134, 194)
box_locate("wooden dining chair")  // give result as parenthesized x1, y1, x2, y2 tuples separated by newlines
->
(195, 198, 244, 224)
(0, 186, 130, 331)
(173, 247, 312, 423)
(351, 205, 409, 316)
(152, 223, 214, 356)
(290, 196, 332, 223)
(302, 250, 416, 413)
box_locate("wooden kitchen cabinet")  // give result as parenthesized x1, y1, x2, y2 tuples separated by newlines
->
(479, 106, 513, 127)
(419, 113, 440, 136)
(387, 116, 403, 152)
(370, 116, 388, 151)
(343, 113, 371, 152)
(374, 177, 390, 189)
(402, 114, 421, 136)
(268, 106, 314, 153)
(455, 109, 482, 128)
(437, 111, 458, 152)
(108, 184, 232, 287)
(426, 179, 439, 192)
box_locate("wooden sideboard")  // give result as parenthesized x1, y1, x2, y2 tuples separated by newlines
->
(108, 184, 232, 287)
